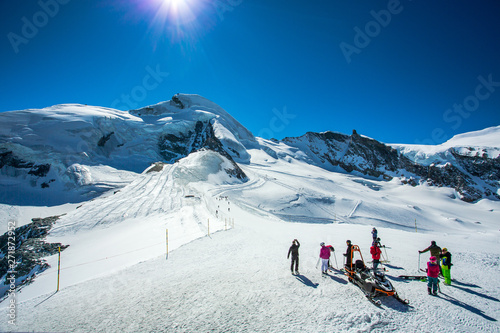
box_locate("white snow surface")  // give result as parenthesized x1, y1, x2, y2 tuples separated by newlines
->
(0, 97, 499, 332)
(1, 147, 499, 332)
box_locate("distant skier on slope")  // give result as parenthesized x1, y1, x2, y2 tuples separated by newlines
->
(319, 242, 330, 275)
(371, 227, 378, 242)
(426, 256, 440, 295)
(440, 248, 452, 285)
(287, 239, 300, 275)
(370, 242, 382, 272)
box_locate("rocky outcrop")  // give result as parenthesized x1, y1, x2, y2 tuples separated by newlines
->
(283, 131, 500, 202)
(158, 120, 247, 180)
(0, 215, 69, 293)
(0, 149, 51, 178)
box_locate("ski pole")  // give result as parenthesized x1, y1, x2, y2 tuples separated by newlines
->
(333, 250, 339, 269)
(418, 252, 421, 271)
(383, 246, 389, 262)
(315, 257, 320, 269)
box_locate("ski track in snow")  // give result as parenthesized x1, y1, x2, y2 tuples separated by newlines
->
(0, 102, 499, 332)
(3, 200, 500, 333)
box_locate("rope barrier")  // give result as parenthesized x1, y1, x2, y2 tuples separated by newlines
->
(38, 240, 165, 276)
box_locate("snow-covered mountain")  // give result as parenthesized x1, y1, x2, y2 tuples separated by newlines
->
(0, 94, 251, 205)
(1, 94, 498, 206)
(1, 94, 499, 332)
(281, 128, 500, 202)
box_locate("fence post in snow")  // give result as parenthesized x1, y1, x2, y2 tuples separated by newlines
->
(415, 219, 418, 233)
(57, 246, 61, 292)
(166, 229, 169, 260)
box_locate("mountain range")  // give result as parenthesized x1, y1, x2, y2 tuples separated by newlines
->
(1, 94, 499, 207)
(1, 94, 500, 332)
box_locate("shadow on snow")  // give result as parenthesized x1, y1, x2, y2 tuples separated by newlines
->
(295, 275, 319, 288)
(439, 291, 497, 322)
(450, 284, 500, 302)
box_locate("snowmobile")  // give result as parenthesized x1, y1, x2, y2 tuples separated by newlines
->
(344, 245, 409, 306)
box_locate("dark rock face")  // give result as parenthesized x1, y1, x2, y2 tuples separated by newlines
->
(158, 120, 247, 180)
(283, 131, 500, 202)
(0, 150, 34, 169)
(0, 149, 51, 179)
(97, 132, 115, 147)
(0, 215, 69, 293)
(171, 94, 185, 109)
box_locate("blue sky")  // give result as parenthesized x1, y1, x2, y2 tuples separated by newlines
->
(1, 0, 499, 144)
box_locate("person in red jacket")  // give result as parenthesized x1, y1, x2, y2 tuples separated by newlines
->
(426, 256, 440, 295)
(370, 242, 382, 272)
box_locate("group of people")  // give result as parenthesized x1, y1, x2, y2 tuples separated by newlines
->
(287, 228, 453, 296)
(419, 240, 453, 295)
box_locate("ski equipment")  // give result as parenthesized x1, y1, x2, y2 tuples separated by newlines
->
(344, 245, 409, 305)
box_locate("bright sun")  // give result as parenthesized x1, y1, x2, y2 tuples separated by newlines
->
(159, 0, 192, 18)
(147, 0, 210, 43)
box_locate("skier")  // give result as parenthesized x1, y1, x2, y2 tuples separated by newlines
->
(326, 245, 335, 269)
(370, 242, 382, 272)
(426, 256, 440, 295)
(371, 227, 378, 242)
(419, 241, 442, 267)
(440, 248, 452, 285)
(344, 240, 353, 269)
(319, 242, 331, 275)
(287, 239, 300, 275)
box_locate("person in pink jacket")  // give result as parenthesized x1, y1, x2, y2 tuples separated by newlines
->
(426, 256, 440, 295)
(319, 242, 331, 275)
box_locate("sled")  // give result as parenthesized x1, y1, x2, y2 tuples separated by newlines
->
(344, 245, 409, 305)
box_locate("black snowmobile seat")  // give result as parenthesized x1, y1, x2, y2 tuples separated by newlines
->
(355, 260, 365, 271)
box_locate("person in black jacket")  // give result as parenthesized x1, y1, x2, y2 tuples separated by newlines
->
(344, 240, 353, 270)
(287, 239, 300, 275)
(440, 248, 452, 285)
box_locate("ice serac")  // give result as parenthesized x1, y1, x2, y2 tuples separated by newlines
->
(130, 94, 256, 164)
(281, 128, 500, 202)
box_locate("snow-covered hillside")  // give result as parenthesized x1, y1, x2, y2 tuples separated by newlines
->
(0, 95, 499, 332)
(0, 94, 251, 205)
(391, 125, 500, 165)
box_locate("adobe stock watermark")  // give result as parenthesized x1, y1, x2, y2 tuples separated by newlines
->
(111, 64, 169, 110)
(5, 220, 17, 326)
(339, 0, 405, 64)
(7, 0, 71, 54)
(258, 106, 296, 139)
(415, 74, 500, 145)
(213, 0, 243, 21)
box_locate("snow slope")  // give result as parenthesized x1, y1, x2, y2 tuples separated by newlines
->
(2, 145, 500, 332)
(1, 96, 500, 332)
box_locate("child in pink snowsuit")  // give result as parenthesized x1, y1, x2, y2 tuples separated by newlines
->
(426, 256, 440, 295)
(319, 242, 331, 274)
